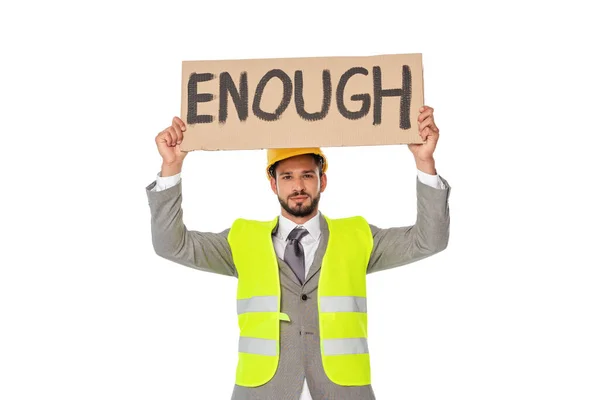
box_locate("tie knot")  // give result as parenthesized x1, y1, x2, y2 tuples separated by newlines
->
(287, 226, 309, 241)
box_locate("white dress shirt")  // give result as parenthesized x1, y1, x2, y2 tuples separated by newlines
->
(273, 212, 322, 281)
(151, 169, 443, 399)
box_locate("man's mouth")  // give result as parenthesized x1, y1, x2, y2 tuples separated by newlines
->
(290, 195, 309, 201)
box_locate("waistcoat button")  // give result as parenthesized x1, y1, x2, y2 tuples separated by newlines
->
(301, 294, 308, 301)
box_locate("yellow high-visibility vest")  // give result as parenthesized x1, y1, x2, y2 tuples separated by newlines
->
(227, 214, 374, 387)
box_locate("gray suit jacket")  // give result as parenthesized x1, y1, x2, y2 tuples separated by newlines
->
(146, 176, 450, 400)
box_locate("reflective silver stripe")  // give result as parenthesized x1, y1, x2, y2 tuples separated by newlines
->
(323, 338, 369, 355)
(237, 296, 278, 314)
(320, 296, 367, 313)
(238, 337, 277, 356)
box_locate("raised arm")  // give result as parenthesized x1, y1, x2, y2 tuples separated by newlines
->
(367, 106, 450, 273)
(146, 117, 236, 277)
(367, 176, 450, 273)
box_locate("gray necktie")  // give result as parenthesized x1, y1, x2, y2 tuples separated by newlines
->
(284, 227, 309, 284)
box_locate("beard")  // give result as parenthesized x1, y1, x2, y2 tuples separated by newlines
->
(278, 190, 320, 218)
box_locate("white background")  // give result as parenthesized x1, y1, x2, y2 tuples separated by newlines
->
(1, 1, 599, 399)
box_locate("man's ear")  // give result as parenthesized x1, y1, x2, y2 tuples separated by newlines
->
(320, 173, 327, 193)
(270, 176, 278, 195)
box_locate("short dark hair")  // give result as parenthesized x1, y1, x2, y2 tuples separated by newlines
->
(269, 153, 324, 179)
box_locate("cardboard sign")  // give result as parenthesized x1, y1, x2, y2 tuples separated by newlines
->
(180, 53, 424, 151)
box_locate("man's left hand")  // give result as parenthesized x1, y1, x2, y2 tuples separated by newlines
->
(408, 105, 439, 174)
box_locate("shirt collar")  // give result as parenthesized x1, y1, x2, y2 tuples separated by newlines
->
(276, 211, 321, 241)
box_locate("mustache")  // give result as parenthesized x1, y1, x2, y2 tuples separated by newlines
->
(289, 191, 310, 199)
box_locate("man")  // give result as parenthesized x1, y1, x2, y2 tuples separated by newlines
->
(146, 106, 450, 400)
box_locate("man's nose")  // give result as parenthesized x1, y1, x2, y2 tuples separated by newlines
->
(292, 177, 305, 191)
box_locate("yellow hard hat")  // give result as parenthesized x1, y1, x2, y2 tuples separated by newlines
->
(266, 147, 328, 179)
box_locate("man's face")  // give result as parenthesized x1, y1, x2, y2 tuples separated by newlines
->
(270, 154, 327, 218)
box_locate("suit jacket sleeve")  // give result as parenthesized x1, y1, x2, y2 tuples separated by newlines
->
(367, 175, 451, 274)
(146, 178, 237, 277)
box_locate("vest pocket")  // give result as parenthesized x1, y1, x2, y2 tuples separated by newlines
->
(320, 312, 368, 338)
(320, 312, 371, 385)
(236, 312, 281, 387)
(238, 311, 279, 341)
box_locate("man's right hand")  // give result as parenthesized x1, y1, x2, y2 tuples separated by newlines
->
(155, 117, 188, 176)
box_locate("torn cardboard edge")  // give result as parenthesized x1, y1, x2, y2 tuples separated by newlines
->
(180, 53, 425, 151)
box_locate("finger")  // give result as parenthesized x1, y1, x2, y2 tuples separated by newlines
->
(162, 127, 174, 146)
(157, 129, 171, 145)
(172, 123, 182, 145)
(418, 107, 434, 123)
(423, 127, 439, 142)
(421, 127, 433, 141)
(430, 116, 439, 133)
(168, 127, 180, 146)
(156, 130, 166, 144)
(173, 116, 186, 132)
(419, 116, 434, 131)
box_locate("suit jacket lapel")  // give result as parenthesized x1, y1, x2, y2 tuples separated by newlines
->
(304, 213, 329, 286)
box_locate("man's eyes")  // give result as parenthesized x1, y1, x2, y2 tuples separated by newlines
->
(281, 174, 314, 179)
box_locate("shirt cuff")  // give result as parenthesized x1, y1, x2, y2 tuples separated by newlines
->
(417, 170, 445, 189)
(151, 171, 181, 192)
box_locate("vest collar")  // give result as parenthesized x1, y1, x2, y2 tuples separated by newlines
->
(274, 211, 322, 242)
(270, 212, 330, 288)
